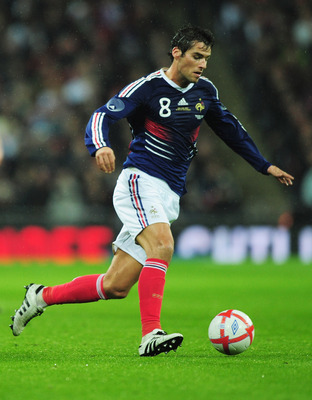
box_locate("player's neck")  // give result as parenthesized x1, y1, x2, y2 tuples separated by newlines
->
(164, 66, 189, 88)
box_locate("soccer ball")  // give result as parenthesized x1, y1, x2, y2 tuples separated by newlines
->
(208, 309, 255, 355)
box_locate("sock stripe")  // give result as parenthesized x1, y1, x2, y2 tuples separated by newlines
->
(144, 259, 168, 274)
(144, 264, 167, 273)
(96, 274, 107, 300)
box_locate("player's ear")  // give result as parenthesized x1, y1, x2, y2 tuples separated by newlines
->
(172, 46, 182, 59)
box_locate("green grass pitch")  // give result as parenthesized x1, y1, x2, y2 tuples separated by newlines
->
(0, 257, 311, 400)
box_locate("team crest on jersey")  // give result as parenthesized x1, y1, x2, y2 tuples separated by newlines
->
(195, 99, 205, 112)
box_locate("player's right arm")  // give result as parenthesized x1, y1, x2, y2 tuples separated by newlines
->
(85, 77, 149, 164)
(84, 96, 137, 157)
(84, 95, 137, 174)
(84, 76, 149, 174)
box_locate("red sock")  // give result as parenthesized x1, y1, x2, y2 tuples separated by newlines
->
(138, 258, 168, 337)
(42, 274, 108, 305)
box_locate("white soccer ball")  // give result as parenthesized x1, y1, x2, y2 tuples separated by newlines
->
(208, 309, 255, 355)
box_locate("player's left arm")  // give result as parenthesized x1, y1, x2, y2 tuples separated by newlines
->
(204, 83, 294, 182)
(267, 165, 294, 186)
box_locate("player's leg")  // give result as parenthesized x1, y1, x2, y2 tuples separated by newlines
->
(111, 223, 183, 356)
(42, 248, 142, 304)
(135, 223, 183, 356)
(136, 222, 174, 262)
(136, 222, 173, 336)
(102, 248, 142, 299)
(10, 249, 142, 336)
(113, 168, 183, 355)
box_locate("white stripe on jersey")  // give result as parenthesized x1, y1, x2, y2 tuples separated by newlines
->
(123, 79, 147, 98)
(200, 76, 219, 99)
(98, 112, 106, 146)
(119, 77, 145, 98)
(145, 70, 162, 81)
(145, 132, 174, 149)
(119, 70, 162, 98)
(145, 145, 173, 160)
(187, 150, 196, 160)
(92, 112, 106, 149)
(145, 139, 175, 155)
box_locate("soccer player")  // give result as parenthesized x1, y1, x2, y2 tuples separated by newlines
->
(10, 25, 294, 356)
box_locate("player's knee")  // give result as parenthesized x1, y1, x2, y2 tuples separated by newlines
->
(105, 283, 129, 299)
(136, 224, 175, 262)
(153, 237, 174, 262)
(103, 276, 131, 299)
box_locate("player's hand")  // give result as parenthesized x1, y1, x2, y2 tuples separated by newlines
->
(267, 165, 294, 186)
(95, 147, 116, 173)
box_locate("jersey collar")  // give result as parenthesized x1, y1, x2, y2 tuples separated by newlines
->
(160, 68, 194, 93)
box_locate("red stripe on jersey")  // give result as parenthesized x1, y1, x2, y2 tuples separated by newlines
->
(145, 118, 172, 142)
(191, 126, 200, 142)
(92, 113, 101, 148)
(119, 78, 143, 97)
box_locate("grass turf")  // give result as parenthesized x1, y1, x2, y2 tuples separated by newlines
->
(0, 257, 311, 400)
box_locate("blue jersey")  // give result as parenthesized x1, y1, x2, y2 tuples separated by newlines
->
(85, 69, 271, 196)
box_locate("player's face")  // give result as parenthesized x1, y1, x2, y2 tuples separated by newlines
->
(173, 42, 211, 87)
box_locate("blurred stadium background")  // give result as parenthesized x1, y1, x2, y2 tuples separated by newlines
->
(0, 0, 311, 263)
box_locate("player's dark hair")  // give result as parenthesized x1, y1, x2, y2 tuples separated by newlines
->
(168, 24, 214, 61)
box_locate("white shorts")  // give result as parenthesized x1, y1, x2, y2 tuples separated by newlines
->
(112, 167, 180, 265)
